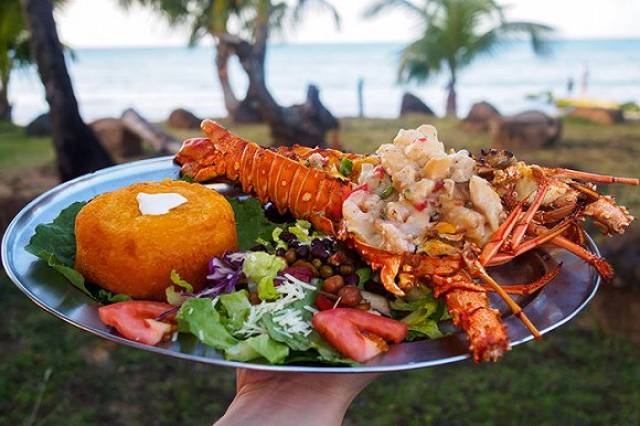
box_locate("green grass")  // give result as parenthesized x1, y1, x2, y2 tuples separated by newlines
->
(2, 116, 640, 425)
(0, 122, 54, 173)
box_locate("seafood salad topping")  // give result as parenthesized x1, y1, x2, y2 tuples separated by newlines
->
(343, 125, 503, 255)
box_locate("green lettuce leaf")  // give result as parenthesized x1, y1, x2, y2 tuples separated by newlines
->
(97, 289, 132, 304)
(225, 334, 290, 364)
(260, 284, 318, 351)
(25, 202, 93, 296)
(287, 220, 312, 243)
(25, 201, 86, 267)
(177, 298, 238, 350)
(170, 270, 194, 292)
(391, 287, 447, 340)
(242, 252, 286, 301)
(227, 197, 279, 250)
(165, 286, 188, 306)
(218, 290, 252, 332)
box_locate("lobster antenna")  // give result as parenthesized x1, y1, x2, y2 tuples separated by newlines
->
(466, 254, 541, 339)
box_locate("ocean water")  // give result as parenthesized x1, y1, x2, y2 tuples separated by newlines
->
(8, 39, 640, 125)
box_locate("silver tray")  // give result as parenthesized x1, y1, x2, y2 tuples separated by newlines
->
(1, 156, 600, 373)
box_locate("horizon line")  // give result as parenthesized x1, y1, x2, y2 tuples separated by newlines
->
(64, 36, 640, 50)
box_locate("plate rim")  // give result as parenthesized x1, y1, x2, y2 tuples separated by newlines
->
(2, 156, 601, 373)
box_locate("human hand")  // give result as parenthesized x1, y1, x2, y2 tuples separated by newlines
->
(214, 369, 379, 426)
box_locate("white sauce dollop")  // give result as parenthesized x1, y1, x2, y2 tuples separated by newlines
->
(137, 192, 188, 215)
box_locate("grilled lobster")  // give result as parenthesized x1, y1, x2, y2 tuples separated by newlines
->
(174, 119, 637, 362)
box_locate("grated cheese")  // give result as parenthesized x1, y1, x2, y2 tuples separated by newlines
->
(235, 275, 315, 338)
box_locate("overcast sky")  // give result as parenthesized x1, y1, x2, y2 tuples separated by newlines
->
(55, 0, 640, 48)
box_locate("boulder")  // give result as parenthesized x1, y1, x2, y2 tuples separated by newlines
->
(462, 101, 500, 132)
(569, 107, 623, 125)
(167, 108, 202, 130)
(25, 113, 51, 137)
(89, 118, 143, 160)
(399, 92, 435, 117)
(489, 110, 562, 150)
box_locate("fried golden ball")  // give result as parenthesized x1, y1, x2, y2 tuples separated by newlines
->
(75, 179, 237, 300)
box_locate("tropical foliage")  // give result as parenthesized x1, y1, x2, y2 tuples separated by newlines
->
(0, 0, 66, 121)
(365, 0, 554, 116)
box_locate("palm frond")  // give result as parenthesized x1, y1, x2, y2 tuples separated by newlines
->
(363, 0, 425, 19)
(497, 21, 555, 56)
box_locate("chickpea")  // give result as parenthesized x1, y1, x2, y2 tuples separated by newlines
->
(319, 264, 334, 278)
(284, 249, 297, 265)
(339, 264, 355, 275)
(337, 285, 362, 307)
(323, 275, 345, 294)
(311, 258, 323, 269)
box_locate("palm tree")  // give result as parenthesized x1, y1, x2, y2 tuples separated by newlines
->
(20, 0, 113, 180)
(364, 0, 554, 117)
(119, 0, 340, 123)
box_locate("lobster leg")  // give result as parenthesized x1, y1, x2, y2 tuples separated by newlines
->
(487, 220, 573, 266)
(545, 234, 613, 280)
(479, 202, 523, 266)
(552, 168, 639, 185)
(465, 254, 541, 339)
(493, 264, 562, 296)
(510, 182, 549, 249)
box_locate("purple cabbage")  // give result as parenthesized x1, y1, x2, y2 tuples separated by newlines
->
(200, 252, 247, 298)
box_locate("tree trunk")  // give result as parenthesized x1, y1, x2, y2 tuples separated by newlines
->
(215, 39, 262, 123)
(20, 0, 112, 181)
(0, 83, 10, 122)
(220, 2, 338, 148)
(446, 78, 457, 118)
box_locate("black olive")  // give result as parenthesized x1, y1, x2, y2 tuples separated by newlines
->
(344, 273, 359, 287)
(295, 245, 310, 259)
(280, 231, 296, 244)
(311, 244, 330, 261)
(275, 248, 286, 257)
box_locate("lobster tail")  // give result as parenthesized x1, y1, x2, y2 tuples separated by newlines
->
(175, 120, 347, 235)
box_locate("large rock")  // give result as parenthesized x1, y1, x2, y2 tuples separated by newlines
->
(25, 113, 51, 137)
(167, 108, 202, 130)
(462, 101, 500, 132)
(89, 118, 143, 160)
(569, 107, 623, 125)
(399, 92, 435, 116)
(489, 110, 562, 150)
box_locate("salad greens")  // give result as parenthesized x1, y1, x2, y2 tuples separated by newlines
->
(227, 197, 279, 250)
(242, 252, 287, 300)
(25, 202, 129, 304)
(391, 286, 449, 340)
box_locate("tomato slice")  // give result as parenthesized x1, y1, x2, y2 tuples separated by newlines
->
(330, 308, 408, 344)
(312, 308, 408, 362)
(98, 301, 174, 345)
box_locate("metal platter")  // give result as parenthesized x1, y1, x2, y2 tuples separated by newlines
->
(1, 156, 600, 373)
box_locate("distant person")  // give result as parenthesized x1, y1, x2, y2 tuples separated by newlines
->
(357, 77, 365, 118)
(567, 77, 575, 96)
(580, 64, 589, 96)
